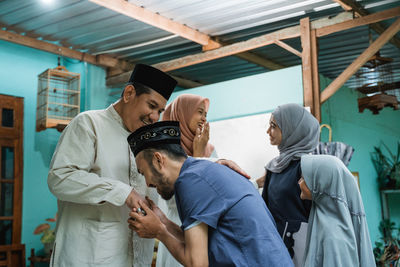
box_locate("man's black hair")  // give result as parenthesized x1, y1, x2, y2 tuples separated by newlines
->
(120, 81, 152, 98)
(142, 143, 187, 164)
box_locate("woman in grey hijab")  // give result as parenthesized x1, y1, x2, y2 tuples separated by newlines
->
(256, 103, 320, 266)
(299, 154, 375, 267)
(265, 104, 320, 173)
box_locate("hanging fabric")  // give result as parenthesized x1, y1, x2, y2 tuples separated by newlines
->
(313, 124, 355, 166)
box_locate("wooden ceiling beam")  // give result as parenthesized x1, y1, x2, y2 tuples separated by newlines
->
(235, 52, 285, 69)
(107, 11, 354, 85)
(274, 40, 302, 57)
(89, 0, 221, 48)
(332, 0, 354, 12)
(333, 0, 400, 49)
(321, 17, 400, 103)
(151, 12, 355, 72)
(0, 29, 199, 89)
(89, 0, 284, 70)
(152, 25, 300, 72)
(0, 29, 120, 68)
(316, 6, 400, 37)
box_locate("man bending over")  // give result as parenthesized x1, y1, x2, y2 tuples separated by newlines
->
(127, 121, 293, 267)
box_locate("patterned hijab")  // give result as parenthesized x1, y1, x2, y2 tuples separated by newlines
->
(301, 155, 375, 267)
(162, 94, 214, 157)
(265, 103, 320, 173)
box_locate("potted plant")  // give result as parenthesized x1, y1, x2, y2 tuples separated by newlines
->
(374, 220, 400, 266)
(371, 142, 400, 189)
(33, 214, 56, 256)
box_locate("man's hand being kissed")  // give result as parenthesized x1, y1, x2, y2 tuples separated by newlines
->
(128, 199, 165, 239)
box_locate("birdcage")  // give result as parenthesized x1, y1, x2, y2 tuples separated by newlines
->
(355, 52, 399, 114)
(36, 66, 80, 132)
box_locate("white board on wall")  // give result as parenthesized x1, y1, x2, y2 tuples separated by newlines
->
(169, 65, 303, 122)
(209, 112, 279, 180)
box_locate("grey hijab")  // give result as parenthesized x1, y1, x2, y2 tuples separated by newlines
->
(301, 155, 375, 267)
(265, 103, 319, 173)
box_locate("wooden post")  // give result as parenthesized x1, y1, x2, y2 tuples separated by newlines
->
(311, 29, 321, 122)
(301, 17, 322, 121)
(300, 18, 314, 114)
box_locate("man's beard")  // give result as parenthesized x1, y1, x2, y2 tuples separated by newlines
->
(150, 162, 174, 200)
(159, 187, 174, 200)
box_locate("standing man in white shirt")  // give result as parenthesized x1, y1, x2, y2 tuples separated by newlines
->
(48, 64, 177, 267)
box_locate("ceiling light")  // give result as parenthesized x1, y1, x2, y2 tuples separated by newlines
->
(41, 0, 54, 5)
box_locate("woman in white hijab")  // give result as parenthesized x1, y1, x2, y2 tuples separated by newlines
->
(299, 154, 375, 267)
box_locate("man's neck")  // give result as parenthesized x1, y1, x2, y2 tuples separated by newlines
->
(168, 157, 187, 184)
(112, 100, 130, 131)
(112, 99, 122, 116)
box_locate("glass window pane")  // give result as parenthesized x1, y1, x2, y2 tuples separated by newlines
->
(0, 183, 14, 216)
(0, 220, 12, 245)
(1, 108, 14, 127)
(1, 147, 14, 179)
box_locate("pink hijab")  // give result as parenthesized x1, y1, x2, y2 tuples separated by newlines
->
(162, 94, 215, 157)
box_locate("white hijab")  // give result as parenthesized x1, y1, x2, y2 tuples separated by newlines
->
(265, 103, 320, 173)
(301, 155, 375, 267)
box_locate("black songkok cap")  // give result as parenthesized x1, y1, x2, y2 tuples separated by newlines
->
(128, 121, 181, 156)
(129, 64, 177, 100)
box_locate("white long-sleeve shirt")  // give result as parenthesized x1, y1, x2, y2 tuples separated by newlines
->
(48, 104, 158, 267)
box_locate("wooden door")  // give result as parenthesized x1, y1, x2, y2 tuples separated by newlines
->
(0, 94, 23, 245)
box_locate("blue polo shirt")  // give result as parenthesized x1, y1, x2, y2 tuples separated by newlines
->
(174, 157, 293, 267)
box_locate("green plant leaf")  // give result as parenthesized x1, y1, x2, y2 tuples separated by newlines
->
(372, 142, 400, 189)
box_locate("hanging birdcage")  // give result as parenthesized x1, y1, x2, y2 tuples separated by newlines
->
(36, 66, 80, 132)
(355, 51, 399, 115)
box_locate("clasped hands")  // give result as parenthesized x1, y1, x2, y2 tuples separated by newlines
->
(127, 196, 167, 239)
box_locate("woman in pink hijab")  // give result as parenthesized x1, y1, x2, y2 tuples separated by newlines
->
(156, 94, 216, 267)
(162, 94, 215, 157)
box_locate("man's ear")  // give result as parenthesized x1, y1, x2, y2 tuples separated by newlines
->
(152, 152, 164, 170)
(122, 84, 136, 103)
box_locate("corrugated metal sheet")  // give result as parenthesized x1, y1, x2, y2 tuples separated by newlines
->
(1, 0, 399, 92)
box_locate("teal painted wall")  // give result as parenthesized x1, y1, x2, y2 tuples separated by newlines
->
(320, 74, 400, 245)
(169, 65, 304, 121)
(0, 40, 111, 261)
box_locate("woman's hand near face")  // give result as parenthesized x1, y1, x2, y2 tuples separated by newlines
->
(193, 122, 210, 157)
